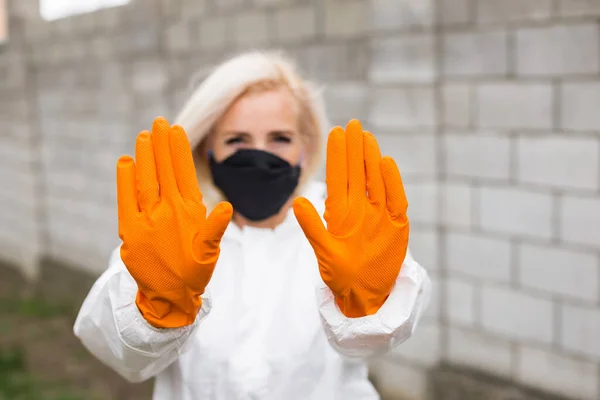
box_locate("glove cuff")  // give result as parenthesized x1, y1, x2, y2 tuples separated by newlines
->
(135, 287, 203, 329)
(335, 290, 390, 318)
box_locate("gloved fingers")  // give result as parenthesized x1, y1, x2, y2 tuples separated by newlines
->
(170, 124, 203, 204)
(135, 131, 160, 210)
(293, 197, 331, 252)
(116, 155, 139, 232)
(203, 201, 233, 243)
(345, 120, 366, 204)
(363, 131, 386, 205)
(381, 156, 408, 220)
(151, 117, 179, 199)
(324, 126, 347, 221)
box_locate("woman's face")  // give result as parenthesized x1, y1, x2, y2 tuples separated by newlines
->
(210, 87, 305, 165)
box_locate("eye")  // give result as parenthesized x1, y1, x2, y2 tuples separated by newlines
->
(225, 136, 244, 145)
(272, 133, 292, 143)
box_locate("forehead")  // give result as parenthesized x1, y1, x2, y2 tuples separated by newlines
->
(216, 88, 299, 134)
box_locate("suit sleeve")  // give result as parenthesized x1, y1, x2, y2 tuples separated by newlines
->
(73, 246, 211, 382)
(316, 248, 431, 358)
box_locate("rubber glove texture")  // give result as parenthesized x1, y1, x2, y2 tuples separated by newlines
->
(293, 119, 410, 318)
(117, 117, 233, 328)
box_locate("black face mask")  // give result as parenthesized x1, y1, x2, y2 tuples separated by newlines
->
(208, 149, 302, 222)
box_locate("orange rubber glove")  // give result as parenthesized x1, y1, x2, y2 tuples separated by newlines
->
(293, 119, 410, 318)
(116, 117, 233, 329)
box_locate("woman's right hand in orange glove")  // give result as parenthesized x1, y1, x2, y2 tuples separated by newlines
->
(116, 117, 233, 329)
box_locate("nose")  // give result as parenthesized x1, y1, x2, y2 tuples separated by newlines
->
(250, 140, 268, 151)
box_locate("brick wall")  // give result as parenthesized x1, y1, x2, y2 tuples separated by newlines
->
(429, 1, 600, 400)
(0, 0, 599, 399)
(0, 0, 43, 279)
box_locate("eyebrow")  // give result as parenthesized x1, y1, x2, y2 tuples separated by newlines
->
(221, 130, 296, 136)
(222, 131, 251, 137)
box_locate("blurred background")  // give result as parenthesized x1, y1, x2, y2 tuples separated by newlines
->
(0, 0, 599, 399)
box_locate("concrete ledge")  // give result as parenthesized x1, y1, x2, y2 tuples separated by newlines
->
(430, 363, 574, 400)
(0, 256, 98, 317)
(36, 256, 99, 314)
(0, 258, 29, 297)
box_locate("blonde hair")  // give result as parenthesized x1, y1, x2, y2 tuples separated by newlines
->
(174, 51, 329, 211)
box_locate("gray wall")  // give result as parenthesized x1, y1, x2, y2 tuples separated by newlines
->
(0, 0, 599, 399)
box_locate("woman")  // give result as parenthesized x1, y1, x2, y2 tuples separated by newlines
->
(73, 51, 431, 400)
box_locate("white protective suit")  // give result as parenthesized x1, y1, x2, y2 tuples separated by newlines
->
(74, 181, 432, 400)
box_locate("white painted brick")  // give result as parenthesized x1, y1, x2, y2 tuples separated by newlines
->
(211, 0, 244, 12)
(445, 277, 476, 326)
(439, 0, 471, 26)
(119, 28, 160, 55)
(517, 135, 599, 191)
(3, 173, 37, 203)
(517, 345, 599, 400)
(408, 226, 439, 272)
(165, 21, 192, 53)
(518, 244, 598, 302)
(93, 232, 119, 262)
(422, 271, 440, 319)
(369, 359, 428, 400)
(444, 132, 511, 180)
(159, 0, 181, 20)
(295, 42, 368, 81)
(446, 327, 513, 378)
(560, 195, 600, 248)
(234, 11, 269, 46)
(479, 186, 553, 239)
(481, 285, 554, 343)
(446, 231, 512, 282)
(25, 21, 52, 43)
(63, 41, 90, 61)
(324, 0, 368, 38)
(0, 238, 39, 280)
(0, 142, 34, 166)
(476, 0, 553, 24)
(3, 97, 31, 119)
(131, 60, 169, 93)
(558, 0, 600, 17)
(137, 100, 172, 126)
(198, 16, 230, 49)
(404, 181, 437, 226)
(100, 62, 128, 88)
(253, 0, 290, 5)
(323, 82, 369, 123)
(561, 304, 600, 360)
(561, 82, 600, 131)
(369, 34, 436, 83)
(180, 0, 207, 19)
(373, 131, 437, 178)
(273, 5, 316, 43)
(389, 322, 441, 367)
(91, 37, 115, 61)
(53, 17, 74, 36)
(476, 83, 553, 130)
(441, 182, 472, 229)
(3, 57, 26, 89)
(442, 83, 471, 128)
(12, 0, 42, 20)
(75, 9, 100, 33)
(442, 30, 508, 77)
(517, 24, 600, 76)
(369, 87, 436, 129)
(370, 0, 434, 30)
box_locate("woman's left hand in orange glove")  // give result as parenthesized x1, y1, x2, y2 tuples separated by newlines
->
(293, 119, 410, 318)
